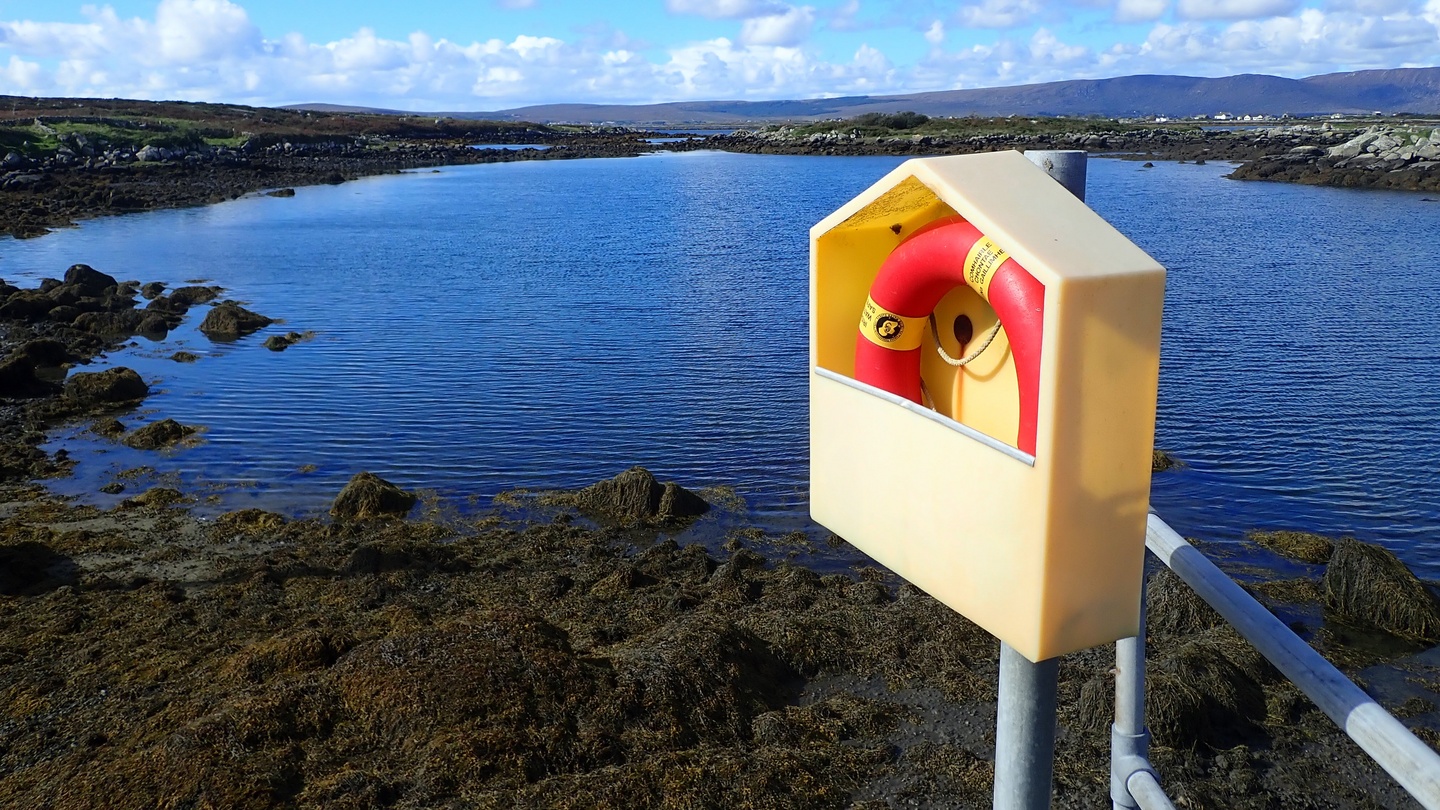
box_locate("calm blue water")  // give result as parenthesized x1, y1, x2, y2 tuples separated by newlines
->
(3, 154, 1439, 575)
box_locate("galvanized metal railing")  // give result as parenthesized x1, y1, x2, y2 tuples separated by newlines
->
(987, 150, 1440, 808)
(1106, 513, 1440, 810)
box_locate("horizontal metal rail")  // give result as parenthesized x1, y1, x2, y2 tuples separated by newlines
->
(1128, 770, 1176, 810)
(1146, 513, 1440, 809)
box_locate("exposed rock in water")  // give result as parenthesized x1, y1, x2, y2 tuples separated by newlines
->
(136, 314, 170, 338)
(1152, 449, 1184, 472)
(93, 417, 127, 436)
(170, 351, 201, 363)
(140, 281, 167, 300)
(63, 367, 148, 404)
(122, 419, 197, 450)
(122, 486, 187, 508)
(63, 263, 118, 296)
(263, 331, 311, 351)
(266, 188, 297, 197)
(74, 310, 145, 337)
(168, 285, 223, 307)
(1249, 529, 1335, 564)
(0, 290, 56, 320)
(199, 301, 274, 339)
(8, 338, 72, 367)
(1323, 538, 1440, 642)
(567, 466, 711, 525)
(331, 471, 417, 520)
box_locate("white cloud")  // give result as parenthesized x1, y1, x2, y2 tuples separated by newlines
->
(660, 36, 902, 97)
(153, 0, 260, 62)
(1176, 0, 1300, 20)
(829, 0, 863, 30)
(2, 54, 42, 93)
(740, 6, 817, 45)
(664, 0, 788, 19)
(1324, 0, 1417, 12)
(2, 0, 1439, 110)
(1355, 14, 1437, 46)
(1115, 0, 1169, 23)
(1029, 27, 1091, 63)
(958, 0, 1044, 29)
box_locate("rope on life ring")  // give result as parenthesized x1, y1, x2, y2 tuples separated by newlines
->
(854, 216, 1045, 455)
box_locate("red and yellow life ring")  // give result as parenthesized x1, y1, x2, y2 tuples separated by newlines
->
(855, 216, 1045, 455)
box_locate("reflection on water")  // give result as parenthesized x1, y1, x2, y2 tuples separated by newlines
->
(3, 153, 1439, 576)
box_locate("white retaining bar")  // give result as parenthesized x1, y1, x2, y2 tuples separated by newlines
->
(1146, 513, 1440, 809)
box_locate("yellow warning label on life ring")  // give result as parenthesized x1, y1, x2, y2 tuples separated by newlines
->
(964, 236, 1009, 300)
(859, 296, 926, 351)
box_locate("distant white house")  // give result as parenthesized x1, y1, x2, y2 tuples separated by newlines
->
(1213, 113, 1232, 121)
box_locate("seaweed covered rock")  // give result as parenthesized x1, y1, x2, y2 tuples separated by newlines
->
(1148, 567, 1224, 638)
(607, 615, 799, 749)
(123, 487, 187, 508)
(1323, 538, 1440, 642)
(1147, 634, 1268, 749)
(331, 471, 417, 520)
(0, 355, 59, 398)
(1152, 449, 1184, 472)
(73, 310, 145, 336)
(0, 290, 55, 320)
(570, 466, 710, 525)
(199, 301, 274, 339)
(1249, 529, 1335, 564)
(122, 419, 197, 450)
(8, 338, 70, 367)
(263, 331, 310, 351)
(63, 367, 148, 404)
(168, 285, 223, 307)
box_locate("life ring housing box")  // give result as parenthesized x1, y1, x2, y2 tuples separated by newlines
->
(809, 151, 1166, 662)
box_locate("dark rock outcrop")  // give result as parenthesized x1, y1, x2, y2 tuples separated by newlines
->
(122, 419, 197, 450)
(74, 310, 145, 336)
(331, 472, 417, 520)
(63, 367, 148, 404)
(63, 263, 118, 296)
(199, 301, 274, 339)
(263, 331, 309, 351)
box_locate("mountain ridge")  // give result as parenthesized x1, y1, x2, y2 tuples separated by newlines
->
(285, 67, 1440, 125)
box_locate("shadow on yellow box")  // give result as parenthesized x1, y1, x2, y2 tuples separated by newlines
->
(809, 151, 1166, 661)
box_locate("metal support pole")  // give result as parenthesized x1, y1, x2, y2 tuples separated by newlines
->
(1112, 576, 1158, 810)
(991, 148, 1085, 810)
(1023, 150, 1088, 202)
(994, 643, 1060, 809)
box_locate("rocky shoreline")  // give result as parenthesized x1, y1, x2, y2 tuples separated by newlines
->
(6, 106, 1440, 805)
(4, 263, 1440, 806)
(0, 132, 669, 240)
(5, 118, 1440, 242)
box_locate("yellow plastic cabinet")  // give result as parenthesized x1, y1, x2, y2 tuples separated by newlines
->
(810, 151, 1166, 661)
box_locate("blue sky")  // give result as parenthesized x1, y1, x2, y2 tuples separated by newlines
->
(1, 0, 1438, 109)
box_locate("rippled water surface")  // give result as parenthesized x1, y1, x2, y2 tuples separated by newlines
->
(4, 154, 1439, 574)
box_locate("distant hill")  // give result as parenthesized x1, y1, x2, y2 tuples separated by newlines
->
(286, 67, 1440, 125)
